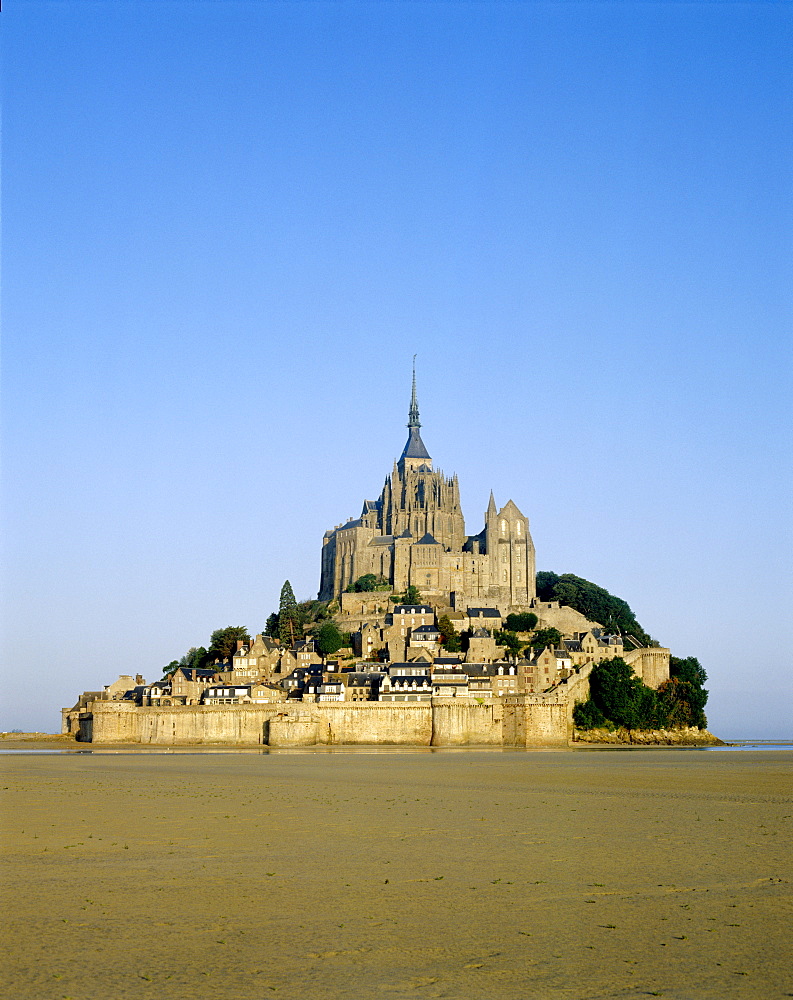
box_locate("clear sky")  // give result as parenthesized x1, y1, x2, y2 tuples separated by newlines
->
(2, 0, 791, 738)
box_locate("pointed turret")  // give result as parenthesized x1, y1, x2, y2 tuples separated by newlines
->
(487, 491, 497, 517)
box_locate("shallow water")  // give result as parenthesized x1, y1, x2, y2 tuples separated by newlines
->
(1, 740, 792, 754)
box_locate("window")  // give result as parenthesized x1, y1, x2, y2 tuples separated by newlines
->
(503, 570, 508, 582)
(516, 521, 522, 535)
(501, 519, 507, 535)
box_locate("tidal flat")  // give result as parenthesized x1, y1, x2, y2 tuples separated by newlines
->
(1, 748, 790, 1000)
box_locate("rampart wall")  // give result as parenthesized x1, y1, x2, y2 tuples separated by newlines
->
(77, 648, 666, 748)
(623, 647, 670, 689)
(85, 697, 574, 747)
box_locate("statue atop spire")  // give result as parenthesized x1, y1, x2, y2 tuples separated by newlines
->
(399, 356, 431, 469)
(408, 354, 420, 429)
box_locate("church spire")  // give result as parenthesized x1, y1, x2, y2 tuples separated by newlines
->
(408, 354, 420, 429)
(399, 356, 431, 468)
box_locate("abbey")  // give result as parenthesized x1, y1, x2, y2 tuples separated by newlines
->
(62, 372, 690, 748)
(319, 373, 536, 608)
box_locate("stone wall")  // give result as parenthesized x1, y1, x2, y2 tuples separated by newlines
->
(531, 601, 600, 635)
(431, 700, 503, 746)
(87, 698, 577, 748)
(623, 647, 670, 689)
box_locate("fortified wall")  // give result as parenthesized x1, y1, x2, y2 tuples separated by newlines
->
(71, 651, 669, 749)
(79, 696, 575, 747)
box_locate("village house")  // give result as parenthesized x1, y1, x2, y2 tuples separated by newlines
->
(379, 665, 432, 702)
(230, 634, 281, 680)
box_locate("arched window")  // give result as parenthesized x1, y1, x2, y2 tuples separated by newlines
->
(516, 521, 522, 535)
(501, 519, 507, 535)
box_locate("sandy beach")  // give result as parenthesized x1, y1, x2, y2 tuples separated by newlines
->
(1, 747, 790, 999)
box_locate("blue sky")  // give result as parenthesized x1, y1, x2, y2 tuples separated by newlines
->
(3, 0, 791, 737)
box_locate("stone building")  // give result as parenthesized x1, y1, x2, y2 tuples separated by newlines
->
(319, 371, 536, 608)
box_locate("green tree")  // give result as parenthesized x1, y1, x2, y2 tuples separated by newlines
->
(495, 630, 523, 655)
(314, 621, 344, 657)
(656, 678, 707, 728)
(670, 656, 707, 687)
(208, 627, 250, 662)
(572, 700, 609, 730)
(528, 627, 562, 652)
(400, 585, 423, 605)
(657, 657, 709, 728)
(278, 580, 302, 647)
(535, 571, 560, 602)
(504, 612, 538, 632)
(298, 600, 331, 624)
(163, 660, 180, 677)
(188, 646, 208, 670)
(437, 615, 462, 653)
(535, 572, 653, 645)
(588, 657, 659, 730)
(264, 612, 280, 638)
(180, 646, 209, 670)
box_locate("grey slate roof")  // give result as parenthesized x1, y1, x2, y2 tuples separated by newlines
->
(400, 426, 431, 461)
(417, 532, 439, 545)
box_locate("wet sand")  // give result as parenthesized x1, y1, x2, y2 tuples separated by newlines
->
(1, 748, 790, 999)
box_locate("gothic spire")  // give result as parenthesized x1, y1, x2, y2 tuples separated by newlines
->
(399, 356, 431, 467)
(408, 354, 420, 429)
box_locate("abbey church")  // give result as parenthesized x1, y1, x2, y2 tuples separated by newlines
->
(319, 372, 536, 608)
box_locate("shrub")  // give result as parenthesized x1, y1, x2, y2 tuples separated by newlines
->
(504, 612, 538, 632)
(495, 630, 523, 654)
(527, 627, 562, 651)
(573, 700, 609, 730)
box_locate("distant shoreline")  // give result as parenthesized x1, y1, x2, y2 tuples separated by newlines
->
(2, 732, 792, 753)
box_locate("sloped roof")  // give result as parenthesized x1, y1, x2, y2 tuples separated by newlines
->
(417, 532, 439, 545)
(400, 426, 431, 461)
